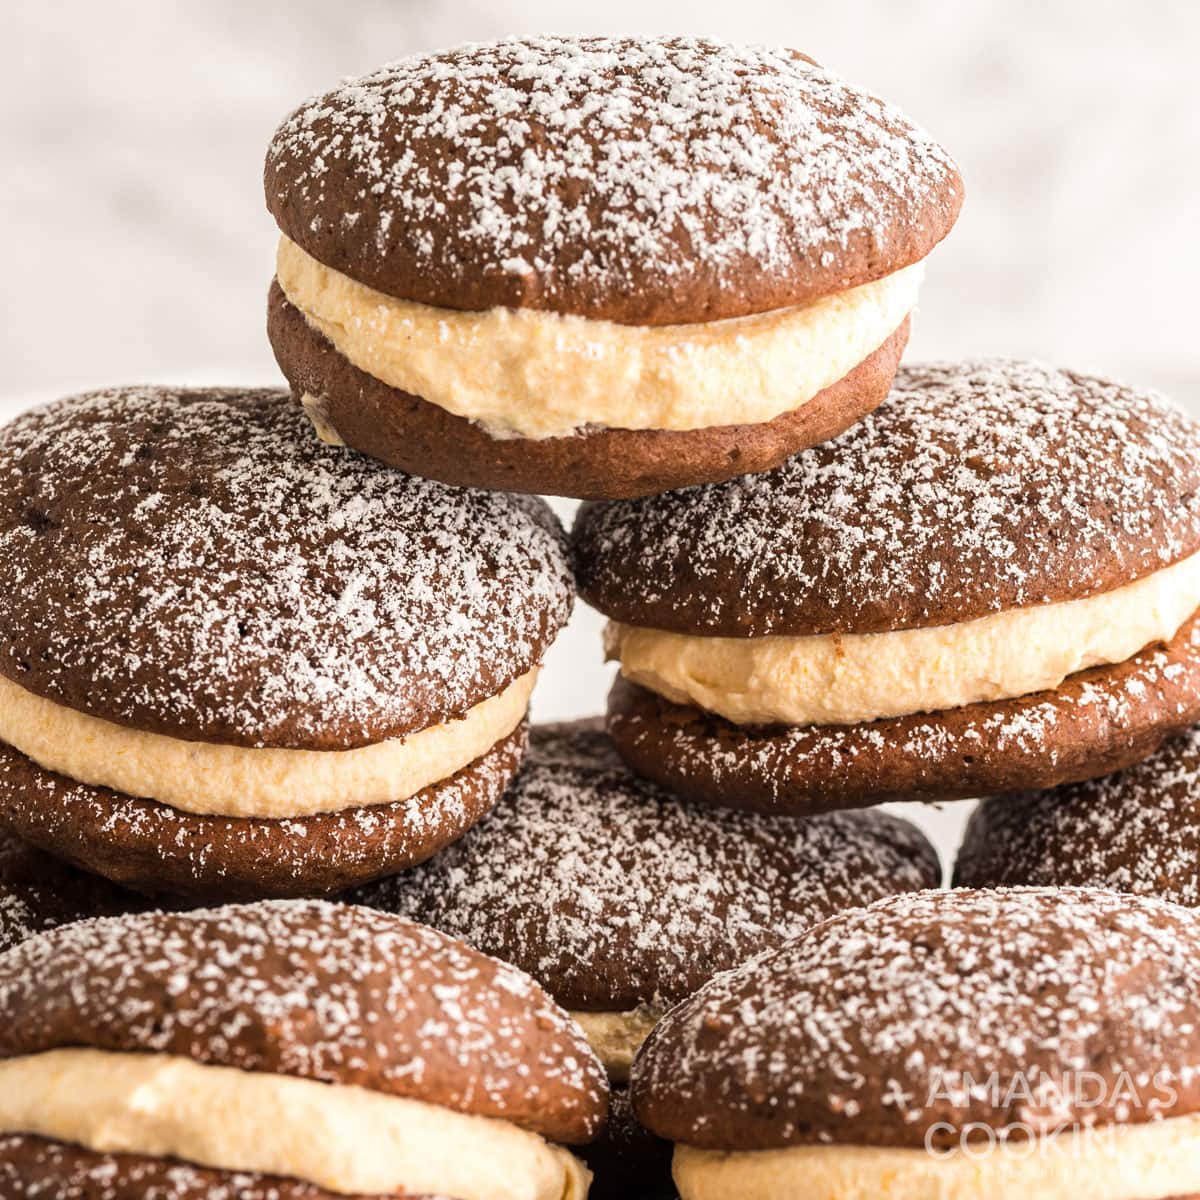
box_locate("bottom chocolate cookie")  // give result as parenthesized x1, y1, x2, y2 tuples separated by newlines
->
(607, 612, 1200, 814)
(0, 725, 526, 902)
(269, 281, 910, 500)
(0, 1135, 414, 1200)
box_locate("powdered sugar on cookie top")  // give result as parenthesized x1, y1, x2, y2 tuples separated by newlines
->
(575, 359, 1200, 635)
(0, 900, 607, 1138)
(356, 720, 939, 1009)
(0, 387, 573, 748)
(266, 36, 960, 318)
(633, 888, 1200, 1149)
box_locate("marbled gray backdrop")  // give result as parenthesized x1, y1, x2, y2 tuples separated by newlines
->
(3, 0, 1197, 863)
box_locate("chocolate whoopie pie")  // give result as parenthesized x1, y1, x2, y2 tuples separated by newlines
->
(956, 725, 1200, 901)
(352, 719, 939, 1199)
(575, 359, 1200, 814)
(0, 900, 607, 1199)
(264, 35, 962, 499)
(0, 387, 573, 900)
(0, 826, 147, 953)
(632, 888, 1200, 1200)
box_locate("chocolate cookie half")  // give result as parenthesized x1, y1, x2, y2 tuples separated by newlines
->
(352, 719, 938, 1198)
(0, 901, 606, 1198)
(632, 888, 1200, 1200)
(576, 359, 1200, 813)
(955, 725, 1200, 901)
(0, 387, 573, 899)
(265, 36, 962, 498)
(0, 826, 147, 953)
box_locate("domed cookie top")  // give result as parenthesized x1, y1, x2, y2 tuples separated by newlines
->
(632, 888, 1200, 1151)
(0, 899, 607, 1144)
(353, 720, 940, 1010)
(265, 36, 962, 325)
(574, 360, 1200, 636)
(956, 726, 1200, 902)
(0, 387, 572, 748)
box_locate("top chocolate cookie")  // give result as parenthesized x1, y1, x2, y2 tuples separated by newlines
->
(265, 36, 962, 324)
(632, 888, 1200, 1151)
(0, 387, 572, 748)
(574, 360, 1200, 635)
(0, 900, 607, 1144)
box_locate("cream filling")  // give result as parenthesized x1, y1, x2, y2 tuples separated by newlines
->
(276, 235, 923, 441)
(0, 1049, 589, 1200)
(606, 552, 1200, 727)
(0, 669, 535, 818)
(672, 1114, 1200, 1200)
(570, 1008, 663, 1085)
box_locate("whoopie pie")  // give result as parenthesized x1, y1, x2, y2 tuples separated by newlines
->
(574, 359, 1200, 814)
(0, 386, 572, 900)
(352, 719, 939, 1198)
(264, 35, 962, 499)
(0, 901, 607, 1199)
(632, 888, 1200, 1200)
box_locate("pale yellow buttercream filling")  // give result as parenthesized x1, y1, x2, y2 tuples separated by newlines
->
(606, 552, 1200, 727)
(276, 236, 923, 441)
(0, 669, 535, 818)
(672, 1114, 1200, 1200)
(570, 1008, 663, 1085)
(0, 1049, 589, 1200)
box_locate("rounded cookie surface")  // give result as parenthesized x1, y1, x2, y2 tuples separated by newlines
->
(0, 725, 526, 902)
(0, 386, 571, 748)
(265, 36, 962, 324)
(269, 284, 909, 499)
(606, 610, 1200, 813)
(574, 360, 1200, 636)
(631, 888, 1200, 1151)
(0, 899, 607, 1143)
(0, 827, 146, 952)
(956, 725, 1200, 901)
(351, 720, 939, 1010)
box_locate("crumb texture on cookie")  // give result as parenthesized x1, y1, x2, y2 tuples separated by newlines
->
(574, 360, 1200, 636)
(265, 36, 962, 323)
(0, 900, 607, 1143)
(956, 725, 1200, 902)
(632, 889, 1200, 1150)
(0, 387, 572, 749)
(353, 721, 938, 1010)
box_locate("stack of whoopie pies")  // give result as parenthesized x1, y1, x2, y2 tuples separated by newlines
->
(2, 29, 1200, 1200)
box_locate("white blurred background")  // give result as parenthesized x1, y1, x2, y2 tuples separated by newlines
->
(3, 1, 1197, 867)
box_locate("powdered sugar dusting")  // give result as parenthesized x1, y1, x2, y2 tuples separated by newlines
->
(633, 888, 1200, 1149)
(353, 721, 939, 1009)
(958, 725, 1200, 902)
(0, 900, 606, 1137)
(0, 387, 572, 748)
(266, 36, 959, 316)
(575, 359, 1200, 635)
